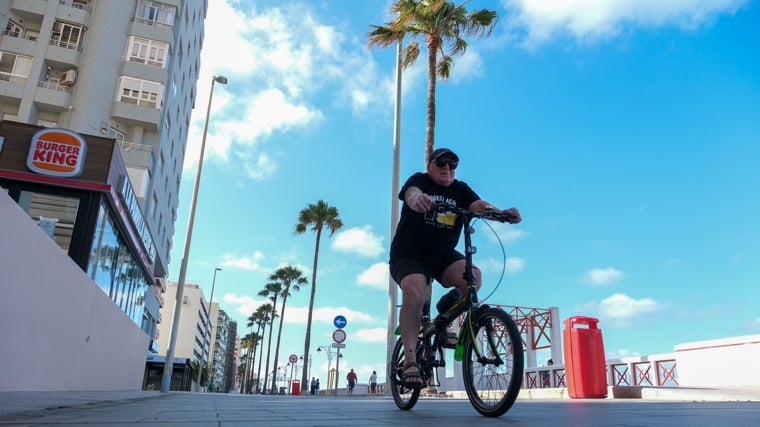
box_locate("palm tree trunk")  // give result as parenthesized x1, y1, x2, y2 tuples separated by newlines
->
(256, 323, 266, 393)
(425, 40, 438, 162)
(263, 301, 277, 393)
(301, 227, 322, 393)
(272, 293, 288, 391)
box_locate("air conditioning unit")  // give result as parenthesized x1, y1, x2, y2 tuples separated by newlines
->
(60, 69, 77, 86)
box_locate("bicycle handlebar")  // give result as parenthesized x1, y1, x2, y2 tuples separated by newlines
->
(429, 202, 517, 223)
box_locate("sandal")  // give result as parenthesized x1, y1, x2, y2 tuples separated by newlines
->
(401, 362, 423, 389)
(442, 331, 457, 349)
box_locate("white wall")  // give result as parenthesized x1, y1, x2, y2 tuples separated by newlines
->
(675, 334, 760, 387)
(0, 190, 149, 391)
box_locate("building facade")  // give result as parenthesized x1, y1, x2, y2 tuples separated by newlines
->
(0, 0, 208, 391)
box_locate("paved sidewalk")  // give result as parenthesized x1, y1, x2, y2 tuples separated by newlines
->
(1, 387, 759, 426)
(1, 391, 760, 426)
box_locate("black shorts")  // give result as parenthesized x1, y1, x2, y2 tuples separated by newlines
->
(389, 248, 465, 286)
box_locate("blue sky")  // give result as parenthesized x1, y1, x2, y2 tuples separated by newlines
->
(169, 0, 759, 384)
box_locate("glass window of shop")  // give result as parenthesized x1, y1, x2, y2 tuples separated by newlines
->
(87, 200, 149, 327)
(16, 190, 80, 253)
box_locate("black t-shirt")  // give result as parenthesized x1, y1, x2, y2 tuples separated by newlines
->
(389, 172, 480, 262)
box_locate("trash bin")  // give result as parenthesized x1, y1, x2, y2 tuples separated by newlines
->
(563, 316, 607, 398)
(291, 380, 300, 396)
(279, 386, 286, 395)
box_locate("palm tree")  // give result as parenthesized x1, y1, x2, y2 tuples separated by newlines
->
(191, 360, 210, 388)
(240, 333, 253, 393)
(269, 265, 307, 392)
(295, 200, 344, 393)
(258, 283, 282, 394)
(240, 329, 261, 394)
(368, 0, 498, 160)
(254, 303, 274, 393)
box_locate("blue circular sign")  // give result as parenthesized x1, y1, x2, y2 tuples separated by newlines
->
(333, 315, 347, 329)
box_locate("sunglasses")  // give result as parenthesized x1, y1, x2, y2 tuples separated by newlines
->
(434, 159, 458, 169)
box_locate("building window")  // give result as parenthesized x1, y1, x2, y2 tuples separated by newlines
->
(17, 191, 80, 253)
(87, 201, 148, 326)
(109, 127, 126, 142)
(126, 36, 168, 68)
(149, 191, 157, 219)
(117, 76, 163, 108)
(50, 21, 84, 50)
(0, 51, 32, 82)
(37, 119, 59, 128)
(135, 0, 176, 26)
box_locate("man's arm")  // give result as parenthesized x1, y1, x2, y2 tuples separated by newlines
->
(468, 199, 522, 224)
(404, 186, 434, 212)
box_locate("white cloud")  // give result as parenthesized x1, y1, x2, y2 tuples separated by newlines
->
(357, 262, 390, 289)
(505, 256, 526, 273)
(606, 348, 642, 360)
(332, 226, 385, 257)
(583, 267, 624, 286)
(220, 251, 267, 271)
(185, 1, 388, 176)
(576, 293, 662, 327)
(503, 0, 749, 47)
(479, 256, 526, 274)
(483, 222, 527, 244)
(352, 327, 388, 343)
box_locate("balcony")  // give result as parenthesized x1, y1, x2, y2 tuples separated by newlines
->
(10, 0, 47, 21)
(111, 101, 160, 131)
(33, 80, 73, 112)
(129, 18, 174, 44)
(1, 30, 37, 55)
(55, 0, 93, 25)
(45, 40, 83, 69)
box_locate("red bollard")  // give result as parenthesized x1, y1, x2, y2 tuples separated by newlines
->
(563, 316, 608, 398)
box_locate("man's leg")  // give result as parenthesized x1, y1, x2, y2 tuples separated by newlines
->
(399, 273, 427, 386)
(440, 260, 481, 296)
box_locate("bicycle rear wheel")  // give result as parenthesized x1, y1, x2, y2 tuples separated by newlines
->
(388, 337, 421, 410)
(461, 307, 524, 417)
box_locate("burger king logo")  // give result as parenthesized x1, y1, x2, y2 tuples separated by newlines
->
(26, 128, 87, 178)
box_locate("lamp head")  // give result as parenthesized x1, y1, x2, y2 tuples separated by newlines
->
(317, 347, 322, 352)
(213, 75, 228, 84)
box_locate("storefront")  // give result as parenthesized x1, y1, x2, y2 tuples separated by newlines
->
(0, 120, 161, 340)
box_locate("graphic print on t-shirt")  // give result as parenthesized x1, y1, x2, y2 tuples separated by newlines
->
(424, 195, 457, 228)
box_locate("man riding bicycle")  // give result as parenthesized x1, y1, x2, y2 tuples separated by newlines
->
(389, 148, 522, 388)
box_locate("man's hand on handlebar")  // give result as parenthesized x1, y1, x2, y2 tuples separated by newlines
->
(500, 207, 521, 224)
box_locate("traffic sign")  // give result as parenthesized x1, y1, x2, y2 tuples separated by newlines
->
(332, 328, 346, 344)
(289, 354, 298, 364)
(331, 343, 346, 349)
(333, 315, 347, 329)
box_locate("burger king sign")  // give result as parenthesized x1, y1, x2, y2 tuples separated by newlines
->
(27, 128, 87, 178)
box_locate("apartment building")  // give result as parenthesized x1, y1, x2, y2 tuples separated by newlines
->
(0, 0, 208, 391)
(151, 282, 237, 392)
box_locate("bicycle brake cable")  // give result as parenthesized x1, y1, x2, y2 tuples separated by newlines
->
(477, 217, 507, 304)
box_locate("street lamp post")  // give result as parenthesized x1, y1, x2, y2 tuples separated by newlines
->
(334, 349, 342, 397)
(195, 267, 221, 391)
(317, 345, 343, 396)
(300, 354, 312, 385)
(160, 75, 228, 393)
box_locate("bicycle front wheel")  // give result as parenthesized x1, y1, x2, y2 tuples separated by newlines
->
(387, 336, 421, 410)
(461, 307, 524, 417)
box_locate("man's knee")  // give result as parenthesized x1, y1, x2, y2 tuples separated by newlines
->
(400, 275, 427, 301)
